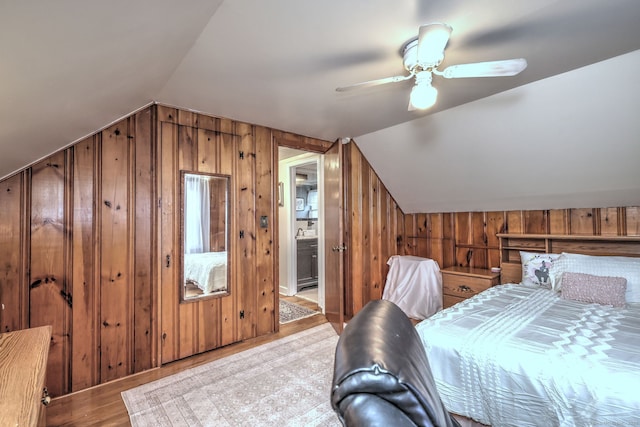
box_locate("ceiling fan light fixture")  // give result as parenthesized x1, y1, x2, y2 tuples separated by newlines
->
(336, 23, 527, 112)
(417, 23, 452, 68)
(409, 72, 437, 110)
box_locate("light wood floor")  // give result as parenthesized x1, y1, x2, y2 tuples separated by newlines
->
(46, 295, 325, 426)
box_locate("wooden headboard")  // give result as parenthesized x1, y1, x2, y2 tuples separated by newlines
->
(497, 233, 640, 284)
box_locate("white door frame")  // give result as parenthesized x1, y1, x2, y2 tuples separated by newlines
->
(277, 152, 325, 311)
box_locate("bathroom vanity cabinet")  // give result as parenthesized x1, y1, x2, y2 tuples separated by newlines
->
(296, 238, 318, 291)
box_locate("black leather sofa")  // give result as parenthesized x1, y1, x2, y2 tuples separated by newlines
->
(331, 299, 460, 427)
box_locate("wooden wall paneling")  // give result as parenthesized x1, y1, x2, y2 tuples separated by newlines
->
(70, 136, 99, 391)
(486, 211, 505, 269)
(197, 128, 219, 174)
(404, 214, 418, 255)
(404, 207, 640, 290)
(454, 212, 472, 266)
(346, 145, 363, 316)
(415, 213, 428, 238)
(157, 105, 177, 123)
(177, 124, 198, 359)
(428, 213, 444, 266)
(413, 213, 429, 258)
(396, 206, 405, 256)
(195, 112, 217, 133)
(343, 142, 406, 315)
(99, 121, 134, 383)
(159, 121, 179, 364)
(548, 209, 569, 234)
(600, 207, 622, 236)
(177, 109, 198, 128)
(569, 208, 598, 235)
(506, 210, 524, 234)
(218, 120, 238, 347)
(30, 151, 70, 397)
(379, 191, 391, 290)
(196, 127, 222, 352)
(383, 192, 400, 291)
(271, 130, 333, 153)
(523, 210, 548, 234)
(254, 126, 276, 335)
(369, 170, 382, 302)
(442, 213, 455, 267)
(386, 195, 400, 280)
(133, 108, 156, 373)
(393, 199, 403, 257)
(0, 172, 28, 333)
(236, 122, 257, 340)
(358, 152, 372, 314)
(627, 207, 640, 236)
(196, 297, 218, 355)
(471, 212, 488, 268)
(339, 143, 352, 319)
(178, 123, 197, 170)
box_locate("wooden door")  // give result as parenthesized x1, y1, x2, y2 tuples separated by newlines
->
(323, 141, 345, 333)
(158, 116, 239, 364)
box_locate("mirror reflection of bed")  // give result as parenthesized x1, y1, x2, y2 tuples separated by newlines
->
(184, 250, 228, 298)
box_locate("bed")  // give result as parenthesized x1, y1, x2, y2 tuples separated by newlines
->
(184, 251, 227, 294)
(415, 234, 640, 427)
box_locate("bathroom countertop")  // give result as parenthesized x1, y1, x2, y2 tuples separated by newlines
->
(296, 235, 318, 240)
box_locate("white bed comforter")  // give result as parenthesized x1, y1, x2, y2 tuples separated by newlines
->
(415, 284, 640, 427)
(184, 251, 227, 293)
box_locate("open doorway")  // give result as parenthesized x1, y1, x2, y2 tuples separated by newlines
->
(278, 147, 325, 312)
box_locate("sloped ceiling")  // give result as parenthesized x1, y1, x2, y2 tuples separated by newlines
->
(1, 0, 639, 212)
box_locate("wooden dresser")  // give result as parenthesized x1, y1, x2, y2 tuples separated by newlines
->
(0, 325, 51, 427)
(441, 266, 500, 308)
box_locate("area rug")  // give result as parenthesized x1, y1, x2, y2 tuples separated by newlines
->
(121, 323, 340, 427)
(279, 299, 319, 324)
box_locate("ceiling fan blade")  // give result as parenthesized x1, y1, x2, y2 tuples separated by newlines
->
(417, 23, 452, 67)
(440, 58, 527, 78)
(335, 74, 412, 92)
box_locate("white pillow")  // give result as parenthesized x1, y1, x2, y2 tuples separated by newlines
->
(520, 251, 560, 288)
(551, 252, 640, 303)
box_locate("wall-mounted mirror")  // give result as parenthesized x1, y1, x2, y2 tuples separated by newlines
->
(294, 163, 318, 220)
(181, 171, 230, 301)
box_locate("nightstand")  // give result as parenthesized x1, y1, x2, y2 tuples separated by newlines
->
(441, 266, 500, 308)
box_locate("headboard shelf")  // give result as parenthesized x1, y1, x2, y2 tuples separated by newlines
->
(497, 233, 640, 242)
(497, 233, 640, 284)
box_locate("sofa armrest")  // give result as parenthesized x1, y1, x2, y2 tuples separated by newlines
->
(331, 299, 459, 427)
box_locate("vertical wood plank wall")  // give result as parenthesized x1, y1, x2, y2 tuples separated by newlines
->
(0, 104, 310, 396)
(0, 109, 156, 397)
(403, 207, 640, 271)
(343, 143, 405, 318)
(156, 106, 279, 365)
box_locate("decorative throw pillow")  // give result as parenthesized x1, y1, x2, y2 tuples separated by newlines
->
(561, 272, 627, 307)
(551, 252, 640, 303)
(520, 251, 560, 288)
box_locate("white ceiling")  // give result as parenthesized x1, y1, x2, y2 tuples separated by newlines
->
(2, 0, 639, 212)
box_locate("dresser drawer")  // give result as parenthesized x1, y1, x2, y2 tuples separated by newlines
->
(442, 274, 492, 299)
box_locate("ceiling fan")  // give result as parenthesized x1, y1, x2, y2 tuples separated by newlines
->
(336, 23, 527, 111)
